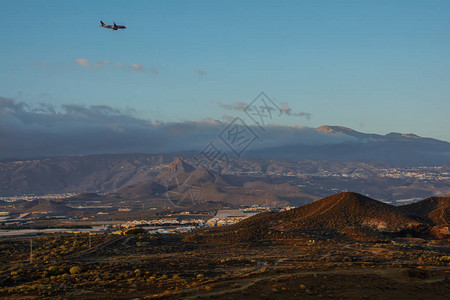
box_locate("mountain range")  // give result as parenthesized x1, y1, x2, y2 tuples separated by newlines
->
(1, 124, 449, 164)
(248, 125, 450, 165)
(113, 157, 295, 207)
(1, 152, 449, 203)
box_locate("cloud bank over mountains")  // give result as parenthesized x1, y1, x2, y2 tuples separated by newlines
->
(218, 101, 311, 121)
(0, 97, 357, 160)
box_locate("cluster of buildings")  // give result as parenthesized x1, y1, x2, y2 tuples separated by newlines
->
(223, 166, 450, 182)
(1, 203, 299, 237)
(204, 206, 284, 227)
(0, 193, 78, 203)
(108, 218, 205, 235)
(378, 167, 450, 181)
(117, 218, 205, 229)
(109, 206, 288, 234)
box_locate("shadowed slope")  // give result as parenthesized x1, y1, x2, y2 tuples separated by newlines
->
(188, 192, 425, 243)
(399, 196, 449, 226)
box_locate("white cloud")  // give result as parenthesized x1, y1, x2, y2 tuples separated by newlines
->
(131, 63, 146, 72)
(280, 103, 312, 120)
(74, 58, 110, 70)
(116, 61, 154, 73)
(74, 58, 90, 68)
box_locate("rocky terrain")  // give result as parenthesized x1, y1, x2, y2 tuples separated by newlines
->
(0, 192, 449, 299)
(188, 192, 449, 243)
(1, 155, 449, 205)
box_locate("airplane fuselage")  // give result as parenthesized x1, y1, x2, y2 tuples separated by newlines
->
(100, 23, 126, 30)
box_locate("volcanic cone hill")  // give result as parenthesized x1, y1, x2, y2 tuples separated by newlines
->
(66, 192, 104, 201)
(116, 181, 166, 199)
(115, 157, 219, 200)
(156, 157, 227, 186)
(21, 199, 73, 215)
(187, 192, 426, 243)
(115, 157, 287, 206)
(398, 196, 450, 239)
(166, 157, 195, 173)
(398, 196, 449, 226)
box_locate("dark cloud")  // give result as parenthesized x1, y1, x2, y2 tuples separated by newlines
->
(0, 97, 355, 159)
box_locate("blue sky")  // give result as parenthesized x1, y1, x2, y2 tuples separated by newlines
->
(1, 0, 450, 141)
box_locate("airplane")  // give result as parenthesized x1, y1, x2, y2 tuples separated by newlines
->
(100, 21, 126, 30)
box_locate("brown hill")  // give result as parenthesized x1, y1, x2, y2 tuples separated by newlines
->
(188, 192, 425, 243)
(155, 157, 219, 186)
(274, 192, 419, 231)
(0, 153, 173, 197)
(22, 199, 73, 215)
(167, 157, 195, 174)
(116, 158, 288, 207)
(115, 158, 217, 201)
(66, 192, 104, 201)
(398, 196, 449, 226)
(116, 181, 166, 199)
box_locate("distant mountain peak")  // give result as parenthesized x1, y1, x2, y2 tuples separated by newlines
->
(317, 125, 369, 139)
(385, 132, 420, 139)
(167, 157, 195, 174)
(317, 126, 441, 143)
(317, 125, 357, 134)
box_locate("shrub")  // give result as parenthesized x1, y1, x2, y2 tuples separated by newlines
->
(125, 228, 147, 235)
(172, 274, 181, 280)
(69, 266, 82, 275)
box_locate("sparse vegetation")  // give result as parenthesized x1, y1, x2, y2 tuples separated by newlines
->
(0, 192, 448, 298)
(125, 228, 147, 235)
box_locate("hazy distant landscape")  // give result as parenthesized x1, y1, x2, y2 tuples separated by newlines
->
(1, 151, 449, 202)
(1, 154, 449, 298)
(2, 0, 450, 299)
(1, 128, 449, 298)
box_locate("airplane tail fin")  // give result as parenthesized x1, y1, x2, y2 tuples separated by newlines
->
(100, 21, 105, 25)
